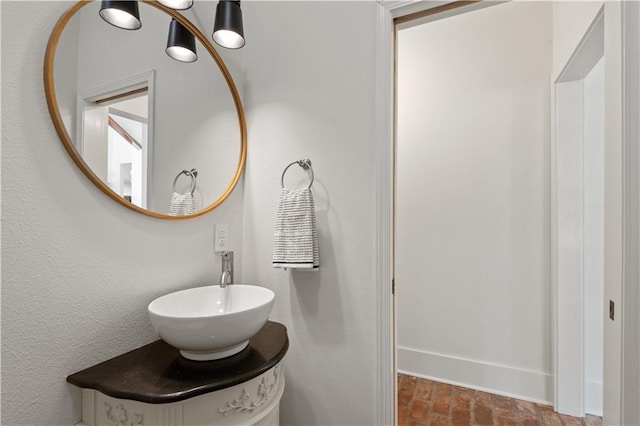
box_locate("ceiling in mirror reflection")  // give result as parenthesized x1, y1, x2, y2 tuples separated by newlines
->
(50, 1, 245, 218)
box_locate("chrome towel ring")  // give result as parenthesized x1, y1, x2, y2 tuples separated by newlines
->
(281, 159, 314, 190)
(172, 169, 198, 195)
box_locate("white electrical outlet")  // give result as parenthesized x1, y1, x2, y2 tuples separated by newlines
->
(214, 224, 229, 252)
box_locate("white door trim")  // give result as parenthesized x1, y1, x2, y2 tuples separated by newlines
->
(602, 3, 624, 424)
(621, 1, 640, 424)
(552, 7, 604, 417)
(373, 3, 395, 425)
(373, 2, 465, 424)
(553, 78, 587, 416)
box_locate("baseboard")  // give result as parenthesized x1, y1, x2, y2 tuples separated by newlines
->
(397, 346, 553, 405)
(585, 379, 603, 416)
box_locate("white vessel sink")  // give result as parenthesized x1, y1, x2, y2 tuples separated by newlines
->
(148, 284, 275, 361)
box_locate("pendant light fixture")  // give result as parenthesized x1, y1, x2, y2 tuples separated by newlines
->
(166, 18, 198, 63)
(99, 0, 142, 30)
(212, 0, 245, 49)
(157, 0, 193, 10)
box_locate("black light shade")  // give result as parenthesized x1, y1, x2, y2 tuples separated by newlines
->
(166, 18, 198, 63)
(99, 1, 142, 30)
(212, 0, 245, 49)
(157, 0, 194, 10)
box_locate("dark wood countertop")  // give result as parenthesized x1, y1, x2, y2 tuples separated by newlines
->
(67, 321, 288, 404)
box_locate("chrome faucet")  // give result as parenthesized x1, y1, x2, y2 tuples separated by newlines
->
(220, 251, 234, 287)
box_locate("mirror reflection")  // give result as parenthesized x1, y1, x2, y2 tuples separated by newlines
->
(51, 1, 244, 217)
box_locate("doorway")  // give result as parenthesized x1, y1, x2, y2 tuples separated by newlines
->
(394, 1, 604, 423)
(77, 71, 155, 210)
(553, 9, 605, 416)
(106, 96, 149, 207)
(372, 1, 639, 425)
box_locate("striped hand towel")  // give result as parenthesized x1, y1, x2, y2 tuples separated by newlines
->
(273, 188, 319, 269)
(168, 192, 196, 216)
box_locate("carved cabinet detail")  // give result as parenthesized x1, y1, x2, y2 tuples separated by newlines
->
(77, 364, 284, 426)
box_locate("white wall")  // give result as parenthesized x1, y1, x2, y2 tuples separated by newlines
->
(1, 1, 245, 424)
(396, 1, 553, 402)
(552, 1, 604, 81)
(583, 57, 605, 416)
(2, 1, 382, 425)
(240, 2, 379, 425)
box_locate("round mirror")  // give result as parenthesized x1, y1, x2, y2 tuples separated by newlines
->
(44, 0, 247, 219)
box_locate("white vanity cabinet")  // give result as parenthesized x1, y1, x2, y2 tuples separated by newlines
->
(68, 322, 288, 426)
(78, 364, 283, 426)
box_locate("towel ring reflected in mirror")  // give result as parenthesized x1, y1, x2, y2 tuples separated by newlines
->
(43, 0, 247, 220)
(281, 159, 314, 190)
(172, 169, 198, 195)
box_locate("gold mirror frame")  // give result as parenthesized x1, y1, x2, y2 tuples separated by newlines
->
(43, 0, 247, 219)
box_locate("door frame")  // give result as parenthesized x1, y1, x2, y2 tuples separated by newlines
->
(372, 1, 639, 425)
(620, 1, 640, 425)
(552, 7, 604, 417)
(373, 3, 489, 424)
(76, 70, 156, 210)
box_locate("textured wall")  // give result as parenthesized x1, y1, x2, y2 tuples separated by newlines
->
(1, 2, 245, 424)
(239, 2, 379, 425)
(2, 1, 382, 425)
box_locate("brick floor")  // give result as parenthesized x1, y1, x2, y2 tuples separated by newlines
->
(397, 374, 603, 426)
